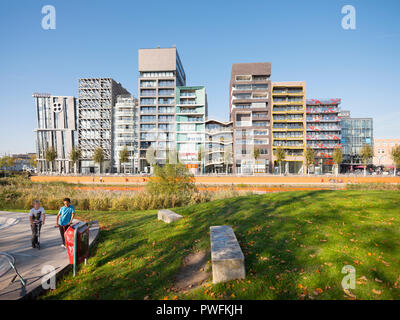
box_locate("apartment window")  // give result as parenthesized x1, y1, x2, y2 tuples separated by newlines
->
(234, 93, 251, 99)
(141, 124, 156, 130)
(253, 121, 268, 127)
(253, 75, 269, 81)
(254, 130, 268, 136)
(159, 80, 175, 87)
(158, 115, 174, 122)
(235, 84, 252, 90)
(140, 80, 156, 88)
(141, 89, 156, 96)
(140, 115, 156, 122)
(158, 89, 174, 96)
(158, 97, 174, 105)
(141, 107, 156, 114)
(158, 124, 174, 131)
(234, 104, 251, 109)
(140, 98, 156, 105)
(158, 107, 174, 113)
(141, 71, 173, 77)
(235, 75, 251, 81)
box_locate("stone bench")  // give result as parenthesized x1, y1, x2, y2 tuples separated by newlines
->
(210, 225, 245, 284)
(157, 209, 183, 223)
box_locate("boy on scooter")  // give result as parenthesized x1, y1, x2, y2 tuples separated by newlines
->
(29, 199, 45, 249)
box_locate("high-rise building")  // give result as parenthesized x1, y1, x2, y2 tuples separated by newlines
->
(271, 82, 306, 174)
(205, 119, 233, 174)
(78, 78, 130, 174)
(373, 139, 400, 168)
(112, 95, 138, 173)
(138, 47, 186, 173)
(229, 63, 272, 174)
(340, 110, 373, 169)
(176, 86, 207, 173)
(33, 93, 77, 173)
(306, 98, 341, 174)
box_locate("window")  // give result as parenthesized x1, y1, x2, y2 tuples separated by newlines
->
(236, 75, 251, 81)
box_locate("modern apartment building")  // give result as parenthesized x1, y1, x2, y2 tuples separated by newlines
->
(78, 78, 130, 174)
(340, 110, 373, 169)
(138, 47, 186, 173)
(33, 93, 77, 173)
(229, 63, 272, 174)
(306, 98, 342, 174)
(373, 139, 400, 168)
(112, 95, 138, 173)
(271, 82, 306, 174)
(205, 119, 233, 174)
(176, 86, 207, 173)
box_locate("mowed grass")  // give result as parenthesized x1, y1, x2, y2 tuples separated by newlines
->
(42, 190, 400, 300)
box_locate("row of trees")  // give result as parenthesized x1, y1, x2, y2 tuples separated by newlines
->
(35, 143, 400, 176)
(41, 146, 131, 174)
(273, 144, 400, 176)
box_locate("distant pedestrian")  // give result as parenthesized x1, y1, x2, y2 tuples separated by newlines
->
(56, 198, 75, 248)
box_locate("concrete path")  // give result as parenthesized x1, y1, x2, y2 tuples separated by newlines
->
(0, 211, 99, 300)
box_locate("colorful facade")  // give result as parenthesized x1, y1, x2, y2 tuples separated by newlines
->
(271, 82, 306, 174)
(306, 98, 341, 173)
(176, 86, 207, 173)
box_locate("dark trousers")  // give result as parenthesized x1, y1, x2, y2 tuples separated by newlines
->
(31, 223, 41, 246)
(59, 225, 70, 245)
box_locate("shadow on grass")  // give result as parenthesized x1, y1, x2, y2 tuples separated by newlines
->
(44, 190, 400, 300)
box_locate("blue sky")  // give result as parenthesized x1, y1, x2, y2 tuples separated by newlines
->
(0, 0, 399, 154)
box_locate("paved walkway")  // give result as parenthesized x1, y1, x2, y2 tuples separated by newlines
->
(0, 211, 98, 300)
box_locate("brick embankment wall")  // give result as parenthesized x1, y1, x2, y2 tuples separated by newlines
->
(31, 175, 400, 185)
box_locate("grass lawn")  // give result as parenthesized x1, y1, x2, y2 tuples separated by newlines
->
(41, 190, 400, 300)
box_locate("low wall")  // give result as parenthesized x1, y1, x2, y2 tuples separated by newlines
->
(31, 175, 400, 185)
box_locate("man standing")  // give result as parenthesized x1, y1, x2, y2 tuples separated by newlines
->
(56, 198, 75, 248)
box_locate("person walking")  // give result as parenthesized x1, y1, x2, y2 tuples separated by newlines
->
(56, 198, 75, 248)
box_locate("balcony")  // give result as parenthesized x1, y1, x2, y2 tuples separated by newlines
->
(236, 121, 252, 127)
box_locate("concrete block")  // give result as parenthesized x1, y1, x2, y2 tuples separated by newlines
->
(210, 225, 245, 284)
(157, 209, 183, 223)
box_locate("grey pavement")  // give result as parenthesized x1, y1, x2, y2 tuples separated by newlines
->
(0, 211, 99, 300)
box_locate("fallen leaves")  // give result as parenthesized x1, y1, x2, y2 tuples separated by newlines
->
(372, 289, 382, 295)
(343, 289, 356, 300)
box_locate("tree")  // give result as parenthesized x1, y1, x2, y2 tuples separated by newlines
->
(45, 147, 57, 172)
(253, 146, 260, 174)
(93, 147, 104, 174)
(145, 146, 156, 173)
(197, 146, 204, 174)
(360, 144, 374, 176)
(146, 162, 196, 198)
(223, 145, 233, 174)
(275, 147, 286, 175)
(390, 144, 400, 176)
(0, 156, 14, 177)
(119, 146, 129, 174)
(332, 147, 343, 176)
(69, 147, 81, 174)
(305, 147, 315, 175)
(29, 154, 37, 169)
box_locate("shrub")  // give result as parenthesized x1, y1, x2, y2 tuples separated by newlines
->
(146, 163, 196, 198)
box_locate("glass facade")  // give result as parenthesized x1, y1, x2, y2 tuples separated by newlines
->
(341, 117, 373, 165)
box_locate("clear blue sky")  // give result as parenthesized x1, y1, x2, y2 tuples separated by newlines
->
(0, 0, 399, 154)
